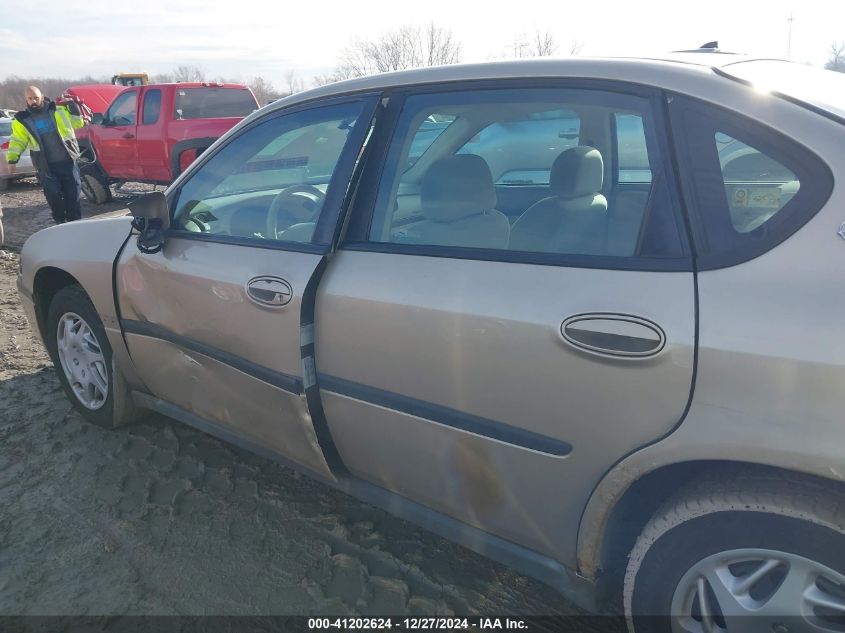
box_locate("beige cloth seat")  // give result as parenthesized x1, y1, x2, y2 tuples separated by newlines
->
(509, 146, 608, 255)
(606, 190, 649, 256)
(408, 155, 510, 249)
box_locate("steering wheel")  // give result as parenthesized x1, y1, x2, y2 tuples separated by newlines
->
(266, 184, 326, 239)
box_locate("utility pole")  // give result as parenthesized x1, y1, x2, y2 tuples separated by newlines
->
(787, 11, 794, 59)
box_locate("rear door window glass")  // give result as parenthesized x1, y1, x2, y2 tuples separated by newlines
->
(142, 90, 161, 125)
(616, 113, 652, 183)
(365, 87, 686, 262)
(457, 109, 581, 185)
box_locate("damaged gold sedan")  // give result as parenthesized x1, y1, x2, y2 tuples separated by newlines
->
(16, 53, 845, 630)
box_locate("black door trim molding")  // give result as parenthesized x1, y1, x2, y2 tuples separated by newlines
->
(318, 373, 573, 457)
(121, 319, 303, 395)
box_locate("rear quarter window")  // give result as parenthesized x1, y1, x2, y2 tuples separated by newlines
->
(669, 95, 834, 270)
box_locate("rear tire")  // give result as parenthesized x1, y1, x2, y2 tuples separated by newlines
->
(79, 164, 112, 204)
(45, 285, 139, 428)
(624, 472, 845, 632)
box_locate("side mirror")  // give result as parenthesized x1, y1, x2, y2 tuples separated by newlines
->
(127, 191, 170, 254)
(91, 113, 104, 125)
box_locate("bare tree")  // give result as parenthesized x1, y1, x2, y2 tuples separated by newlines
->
(282, 70, 305, 96)
(826, 42, 845, 73)
(334, 22, 462, 79)
(420, 22, 462, 67)
(312, 65, 360, 87)
(0, 74, 109, 109)
(249, 76, 282, 105)
(506, 29, 582, 59)
(172, 65, 205, 83)
(530, 29, 558, 57)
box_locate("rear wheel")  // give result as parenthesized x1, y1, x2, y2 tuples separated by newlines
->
(79, 164, 112, 204)
(46, 285, 139, 428)
(624, 473, 845, 633)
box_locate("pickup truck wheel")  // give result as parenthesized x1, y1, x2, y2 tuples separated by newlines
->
(46, 285, 139, 428)
(624, 472, 845, 633)
(79, 165, 112, 204)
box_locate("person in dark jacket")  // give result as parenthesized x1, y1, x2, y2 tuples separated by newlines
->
(6, 86, 86, 224)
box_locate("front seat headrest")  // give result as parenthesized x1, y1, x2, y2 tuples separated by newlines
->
(421, 154, 497, 222)
(550, 146, 604, 199)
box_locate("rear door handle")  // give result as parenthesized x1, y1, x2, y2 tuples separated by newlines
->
(561, 314, 666, 357)
(122, 133, 135, 139)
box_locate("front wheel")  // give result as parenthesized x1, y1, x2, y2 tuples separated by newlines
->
(46, 285, 139, 428)
(79, 164, 112, 204)
(624, 473, 845, 633)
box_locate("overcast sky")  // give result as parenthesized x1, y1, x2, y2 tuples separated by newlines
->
(3, 0, 843, 87)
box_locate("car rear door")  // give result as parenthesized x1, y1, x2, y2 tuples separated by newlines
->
(116, 94, 379, 480)
(136, 87, 169, 182)
(96, 89, 141, 178)
(313, 82, 696, 563)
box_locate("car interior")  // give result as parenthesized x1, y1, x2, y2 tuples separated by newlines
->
(173, 95, 799, 254)
(371, 100, 657, 257)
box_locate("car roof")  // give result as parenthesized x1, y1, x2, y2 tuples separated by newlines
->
(253, 53, 843, 129)
(145, 82, 251, 89)
(262, 54, 768, 112)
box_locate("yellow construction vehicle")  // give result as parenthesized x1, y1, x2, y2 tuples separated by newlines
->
(111, 73, 149, 87)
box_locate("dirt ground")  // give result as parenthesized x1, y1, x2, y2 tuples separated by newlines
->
(0, 179, 598, 621)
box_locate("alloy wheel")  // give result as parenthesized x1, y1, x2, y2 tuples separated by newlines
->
(56, 311, 109, 410)
(671, 548, 845, 633)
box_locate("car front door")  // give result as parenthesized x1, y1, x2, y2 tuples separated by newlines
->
(116, 94, 378, 479)
(96, 90, 140, 178)
(314, 82, 696, 564)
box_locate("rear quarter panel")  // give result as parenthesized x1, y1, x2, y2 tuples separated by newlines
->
(578, 76, 845, 578)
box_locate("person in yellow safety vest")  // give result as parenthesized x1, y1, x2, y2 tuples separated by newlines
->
(6, 86, 86, 224)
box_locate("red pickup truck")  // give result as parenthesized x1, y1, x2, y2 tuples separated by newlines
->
(78, 82, 258, 203)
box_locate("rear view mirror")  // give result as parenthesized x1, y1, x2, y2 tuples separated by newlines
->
(91, 113, 104, 125)
(127, 191, 170, 254)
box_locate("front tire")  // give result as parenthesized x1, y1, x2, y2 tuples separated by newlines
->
(624, 472, 845, 633)
(79, 164, 112, 204)
(46, 285, 138, 428)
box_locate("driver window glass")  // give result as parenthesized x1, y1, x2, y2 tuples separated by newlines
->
(172, 101, 365, 244)
(107, 91, 137, 126)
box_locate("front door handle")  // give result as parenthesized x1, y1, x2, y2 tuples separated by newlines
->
(245, 275, 292, 308)
(561, 314, 666, 358)
(122, 132, 135, 139)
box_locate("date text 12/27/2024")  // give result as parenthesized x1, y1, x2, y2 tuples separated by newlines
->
(307, 618, 529, 630)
